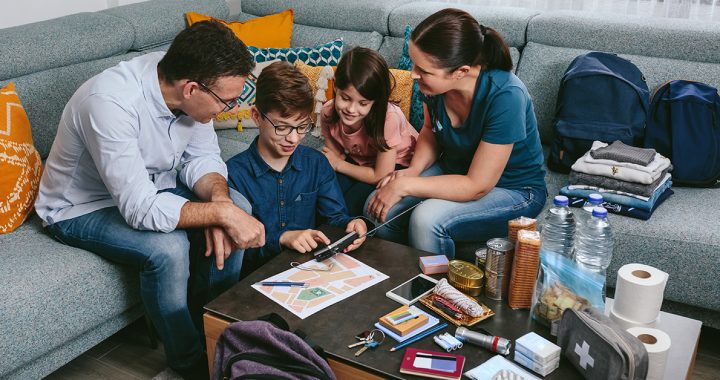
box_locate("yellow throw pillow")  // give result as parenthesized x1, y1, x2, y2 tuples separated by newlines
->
(186, 9, 293, 48)
(0, 83, 43, 234)
(389, 69, 413, 121)
(294, 60, 335, 103)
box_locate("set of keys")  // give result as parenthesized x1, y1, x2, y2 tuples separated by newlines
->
(348, 329, 385, 357)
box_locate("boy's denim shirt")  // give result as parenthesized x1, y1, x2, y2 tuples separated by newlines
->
(226, 138, 352, 254)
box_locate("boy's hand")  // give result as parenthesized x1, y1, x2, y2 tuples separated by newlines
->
(343, 219, 368, 253)
(321, 146, 346, 171)
(280, 229, 331, 253)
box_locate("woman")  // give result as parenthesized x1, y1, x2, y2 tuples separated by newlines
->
(365, 8, 547, 258)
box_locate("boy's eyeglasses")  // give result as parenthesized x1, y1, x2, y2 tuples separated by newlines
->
(197, 82, 240, 113)
(260, 111, 315, 136)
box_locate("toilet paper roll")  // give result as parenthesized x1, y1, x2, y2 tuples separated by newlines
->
(613, 264, 668, 324)
(610, 308, 659, 331)
(627, 327, 671, 380)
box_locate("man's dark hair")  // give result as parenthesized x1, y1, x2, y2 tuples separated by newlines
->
(255, 62, 314, 118)
(158, 20, 255, 86)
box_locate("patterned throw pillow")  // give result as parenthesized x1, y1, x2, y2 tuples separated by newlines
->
(213, 60, 279, 130)
(0, 83, 42, 234)
(249, 39, 343, 66)
(389, 69, 413, 121)
(398, 25, 424, 131)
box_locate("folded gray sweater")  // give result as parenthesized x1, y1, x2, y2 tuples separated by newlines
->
(569, 167, 671, 197)
(589, 140, 657, 166)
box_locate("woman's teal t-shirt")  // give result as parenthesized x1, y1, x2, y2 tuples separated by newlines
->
(424, 69, 546, 191)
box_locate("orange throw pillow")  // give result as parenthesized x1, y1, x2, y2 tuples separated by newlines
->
(0, 83, 43, 234)
(186, 9, 293, 48)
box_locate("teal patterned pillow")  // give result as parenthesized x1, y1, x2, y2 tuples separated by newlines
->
(398, 26, 424, 131)
(249, 39, 344, 66)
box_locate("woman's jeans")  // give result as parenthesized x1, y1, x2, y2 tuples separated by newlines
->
(364, 163, 547, 258)
(44, 185, 249, 371)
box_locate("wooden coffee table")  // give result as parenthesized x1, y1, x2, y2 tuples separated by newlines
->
(203, 226, 699, 379)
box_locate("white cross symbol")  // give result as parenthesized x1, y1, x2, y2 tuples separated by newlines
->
(575, 340, 595, 370)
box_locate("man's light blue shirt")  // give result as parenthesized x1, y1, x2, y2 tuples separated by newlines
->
(35, 52, 227, 232)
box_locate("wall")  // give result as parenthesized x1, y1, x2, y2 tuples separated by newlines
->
(0, 0, 242, 29)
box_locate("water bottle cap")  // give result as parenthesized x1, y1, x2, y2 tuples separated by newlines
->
(588, 193, 603, 204)
(553, 195, 569, 206)
(592, 207, 608, 218)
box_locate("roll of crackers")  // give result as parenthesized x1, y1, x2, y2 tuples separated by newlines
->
(508, 216, 537, 244)
(508, 230, 541, 309)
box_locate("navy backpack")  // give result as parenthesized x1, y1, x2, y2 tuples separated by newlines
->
(548, 52, 650, 173)
(644, 80, 720, 187)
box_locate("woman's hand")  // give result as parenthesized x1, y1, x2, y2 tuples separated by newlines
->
(279, 229, 331, 253)
(367, 178, 406, 222)
(343, 219, 368, 253)
(321, 146, 346, 171)
(376, 168, 418, 189)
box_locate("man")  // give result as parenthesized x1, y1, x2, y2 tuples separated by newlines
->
(225, 62, 367, 274)
(35, 21, 263, 379)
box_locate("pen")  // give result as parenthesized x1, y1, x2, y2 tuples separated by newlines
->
(389, 322, 449, 352)
(258, 281, 306, 287)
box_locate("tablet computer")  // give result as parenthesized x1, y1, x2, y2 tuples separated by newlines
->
(386, 274, 438, 305)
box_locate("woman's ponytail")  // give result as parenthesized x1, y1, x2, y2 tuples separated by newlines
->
(478, 25, 513, 71)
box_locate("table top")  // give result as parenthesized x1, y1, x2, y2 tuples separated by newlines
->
(204, 226, 698, 379)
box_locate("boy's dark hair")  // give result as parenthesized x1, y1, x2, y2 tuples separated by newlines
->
(255, 61, 314, 118)
(329, 47, 393, 151)
(411, 8, 512, 72)
(158, 20, 255, 86)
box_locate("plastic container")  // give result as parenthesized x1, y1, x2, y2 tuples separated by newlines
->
(576, 193, 604, 228)
(573, 207, 614, 273)
(540, 195, 576, 258)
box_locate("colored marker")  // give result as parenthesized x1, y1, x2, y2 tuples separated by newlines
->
(390, 322, 449, 352)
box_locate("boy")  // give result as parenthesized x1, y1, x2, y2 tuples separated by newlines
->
(226, 62, 368, 270)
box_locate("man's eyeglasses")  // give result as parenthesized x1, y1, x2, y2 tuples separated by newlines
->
(260, 111, 315, 136)
(197, 82, 240, 113)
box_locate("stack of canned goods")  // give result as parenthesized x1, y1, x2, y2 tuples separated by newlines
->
(484, 238, 515, 300)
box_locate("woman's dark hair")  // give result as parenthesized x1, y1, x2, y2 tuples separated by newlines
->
(330, 47, 393, 151)
(158, 20, 255, 86)
(411, 8, 512, 72)
(255, 61, 314, 118)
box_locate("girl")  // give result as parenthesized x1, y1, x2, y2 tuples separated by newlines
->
(366, 8, 547, 258)
(321, 47, 419, 216)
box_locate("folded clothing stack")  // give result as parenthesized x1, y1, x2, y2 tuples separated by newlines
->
(560, 141, 674, 220)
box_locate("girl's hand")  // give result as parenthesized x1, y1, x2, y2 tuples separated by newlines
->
(367, 178, 405, 222)
(322, 146, 345, 171)
(343, 219, 368, 253)
(279, 229, 331, 253)
(377, 168, 416, 189)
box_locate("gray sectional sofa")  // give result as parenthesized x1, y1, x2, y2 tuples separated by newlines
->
(1, 0, 718, 378)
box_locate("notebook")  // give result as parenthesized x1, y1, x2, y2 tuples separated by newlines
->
(400, 348, 465, 380)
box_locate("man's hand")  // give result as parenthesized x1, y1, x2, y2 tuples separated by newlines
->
(321, 146, 346, 171)
(280, 229, 331, 253)
(343, 219, 368, 253)
(204, 226, 234, 270)
(220, 206, 265, 249)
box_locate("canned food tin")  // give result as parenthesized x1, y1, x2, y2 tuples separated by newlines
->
(484, 238, 515, 300)
(448, 260, 484, 288)
(474, 247, 487, 271)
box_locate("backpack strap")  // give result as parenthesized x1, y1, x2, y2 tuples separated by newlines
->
(257, 313, 290, 332)
(294, 329, 328, 360)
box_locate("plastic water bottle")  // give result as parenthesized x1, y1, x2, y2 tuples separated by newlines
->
(576, 193, 604, 228)
(540, 195, 576, 258)
(573, 207, 614, 273)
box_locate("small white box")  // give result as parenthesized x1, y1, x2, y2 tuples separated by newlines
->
(514, 350, 559, 376)
(515, 332, 561, 366)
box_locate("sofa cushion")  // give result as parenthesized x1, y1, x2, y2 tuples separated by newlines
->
(517, 42, 720, 144)
(0, 215, 141, 378)
(187, 9, 294, 48)
(249, 39, 343, 66)
(528, 11, 720, 64)
(1, 52, 144, 159)
(542, 169, 720, 314)
(0, 13, 134, 81)
(102, 0, 229, 51)
(240, 0, 413, 35)
(387, 2, 538, 48)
